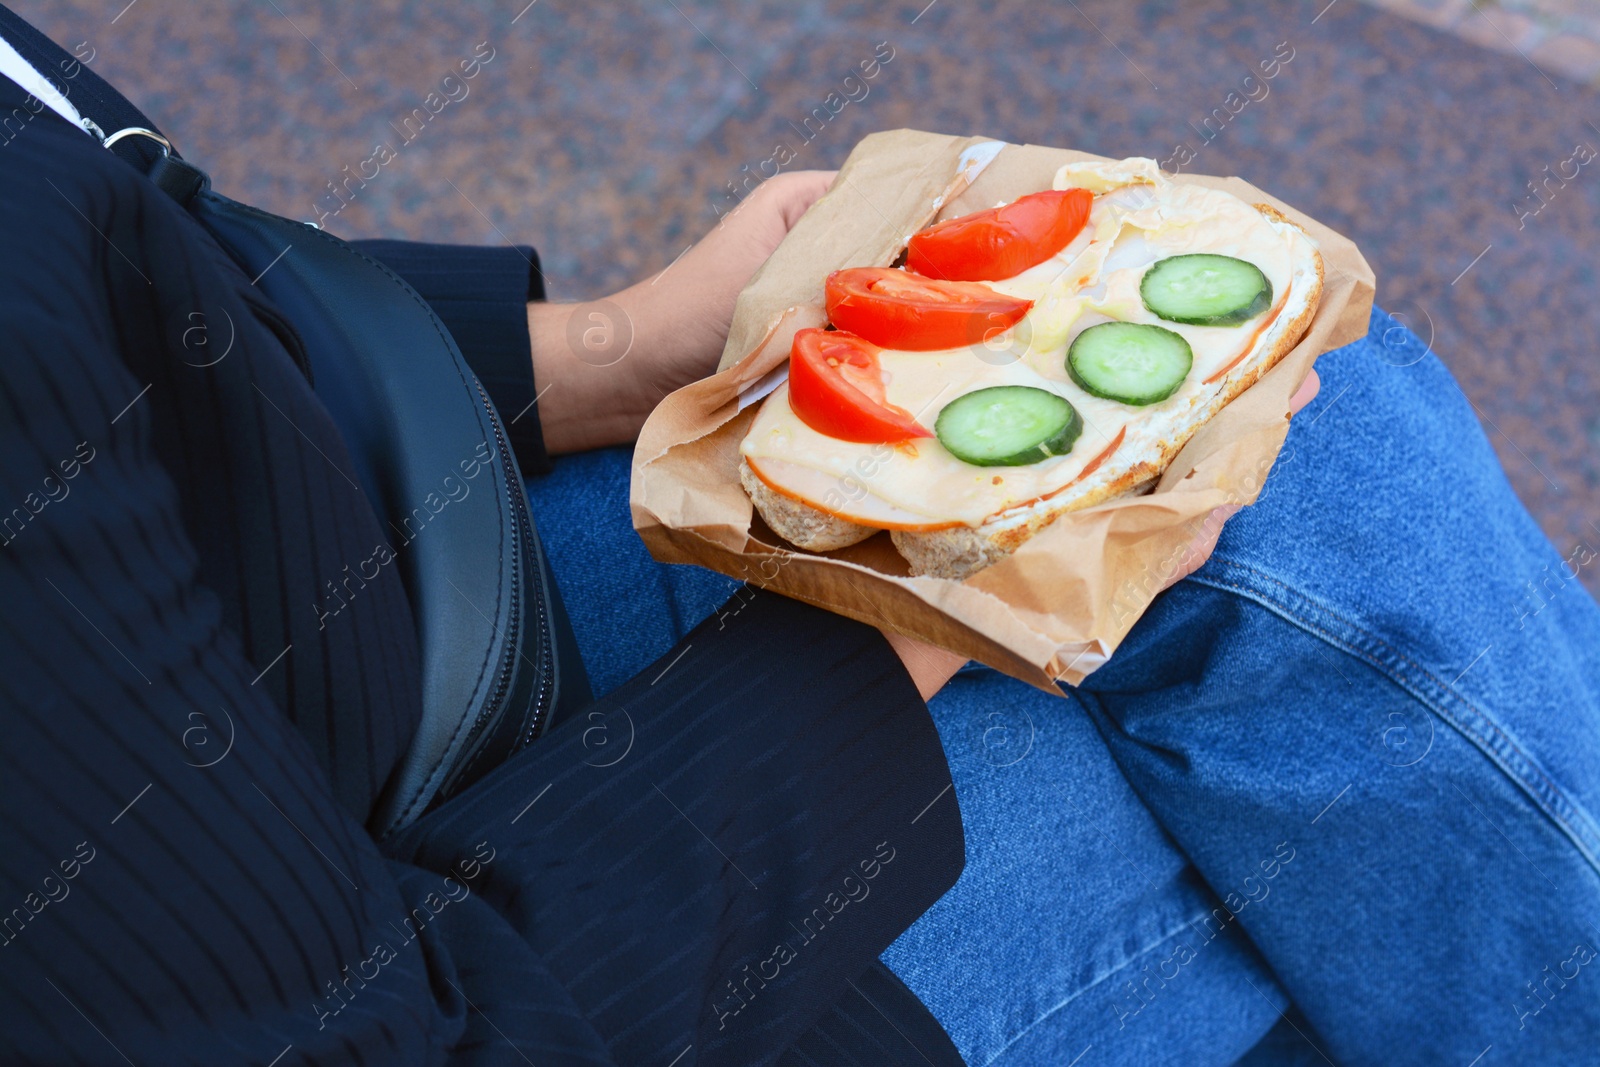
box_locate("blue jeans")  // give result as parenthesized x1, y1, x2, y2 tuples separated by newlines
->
(524, 308, 1600, 1066)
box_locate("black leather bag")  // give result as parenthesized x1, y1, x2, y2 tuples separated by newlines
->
(0, 0, 592, 834)
(191, 189, 587, 836)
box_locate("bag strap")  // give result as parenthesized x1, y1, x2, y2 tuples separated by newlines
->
(0, 5, 582, 830)
(0, 3, 205, 202)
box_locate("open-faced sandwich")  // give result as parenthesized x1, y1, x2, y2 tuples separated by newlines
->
(738, 157, 1325, 579)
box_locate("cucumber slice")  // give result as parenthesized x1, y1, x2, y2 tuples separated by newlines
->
(1067, 321, 1193, 406)
(935, 386, 1082, 467)
(1140, 254, 1272, 326)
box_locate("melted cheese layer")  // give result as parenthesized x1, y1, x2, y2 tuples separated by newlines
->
(741, 161, 1318, 530)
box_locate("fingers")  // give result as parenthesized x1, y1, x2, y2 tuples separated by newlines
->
(1162, 369, 1324, 591)
(1162, 502, 1241, 591)
(706, 170, 835, 239)
(1287, 367, 1321, 417)
(777, 168, 838, 189)
(760, 169, 839, 229)
(881, 628, 968, 702)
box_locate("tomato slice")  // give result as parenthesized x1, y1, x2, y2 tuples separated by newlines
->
(824, 267, 1033, 350)
(906, 187, 1093, 282)
(786, 328, 932, 443)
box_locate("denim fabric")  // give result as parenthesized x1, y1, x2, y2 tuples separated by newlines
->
(523, 306, 1600, 1066)
(1068, 306, 1600, 1065)
(521, 444, 742, 696)
(879, 669, 1293, 1066)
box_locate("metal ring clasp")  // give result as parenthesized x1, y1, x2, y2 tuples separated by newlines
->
(101, 127, 173, 156)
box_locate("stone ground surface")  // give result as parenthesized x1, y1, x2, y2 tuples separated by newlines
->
(14, 0, 1600, 599)
(1360, 0, 1600, 84)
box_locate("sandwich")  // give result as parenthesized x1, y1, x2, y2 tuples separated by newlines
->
(738, 156, 1325, 580)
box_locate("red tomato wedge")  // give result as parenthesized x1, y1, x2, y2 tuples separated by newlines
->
(824, 267, 1033, 350)
(786, 328, 932, 444)
(906, 187, 1094, 282)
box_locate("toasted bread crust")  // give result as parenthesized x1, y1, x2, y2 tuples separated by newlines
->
(889, 471, 1162, 578)
(739, 457, 877, 551)
(745, 202, 1326, 578)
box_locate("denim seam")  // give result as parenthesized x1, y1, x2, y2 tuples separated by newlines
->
(1190, 557, 1600, 876)
(1203, 559, 1595, 857)
(978, 911, 1246, 1067)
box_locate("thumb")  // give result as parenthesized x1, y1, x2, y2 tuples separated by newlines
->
(768, 169, 838, 229)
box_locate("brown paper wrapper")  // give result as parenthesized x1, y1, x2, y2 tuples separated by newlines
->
(631, 129, 1375, 692)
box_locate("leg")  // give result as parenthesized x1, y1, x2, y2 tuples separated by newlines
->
(523, 446, 740, 695)
(882, 668, 1287, 1066)
(526, 449, 1287, 1065)
(1078, 307, 1600, 1065)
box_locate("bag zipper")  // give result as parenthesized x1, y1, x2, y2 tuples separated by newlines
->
(455, 380, 555, 771)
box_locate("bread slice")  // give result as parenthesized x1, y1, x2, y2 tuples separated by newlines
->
(739, 456, 876, 551)
(746, 203, 1325, 579)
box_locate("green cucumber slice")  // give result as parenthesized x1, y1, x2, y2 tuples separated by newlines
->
(1067, 321, 1193, 406)
(935, 386, 1082, 467)
(1140, 254, 1272, 326)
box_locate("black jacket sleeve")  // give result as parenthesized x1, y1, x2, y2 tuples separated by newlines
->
(389, 588, 966, 1065)
(353, 239, 554, 476)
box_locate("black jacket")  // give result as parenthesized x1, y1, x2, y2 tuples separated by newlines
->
(0, 11, 964, 1064)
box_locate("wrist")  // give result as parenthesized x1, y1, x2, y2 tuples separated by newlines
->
(527, 295, 652, 454)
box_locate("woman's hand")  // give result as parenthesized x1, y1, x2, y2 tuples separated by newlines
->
(1162, 367, 1322, 588)
(528, 170, 837, 455)
(881, 630, 969, 703)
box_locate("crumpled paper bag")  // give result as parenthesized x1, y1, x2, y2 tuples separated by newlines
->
(630, 129, 1375, 692)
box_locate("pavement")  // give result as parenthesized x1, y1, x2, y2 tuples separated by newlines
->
(1361, 0, 1600, 84)
(13, 0, 1600, 594)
